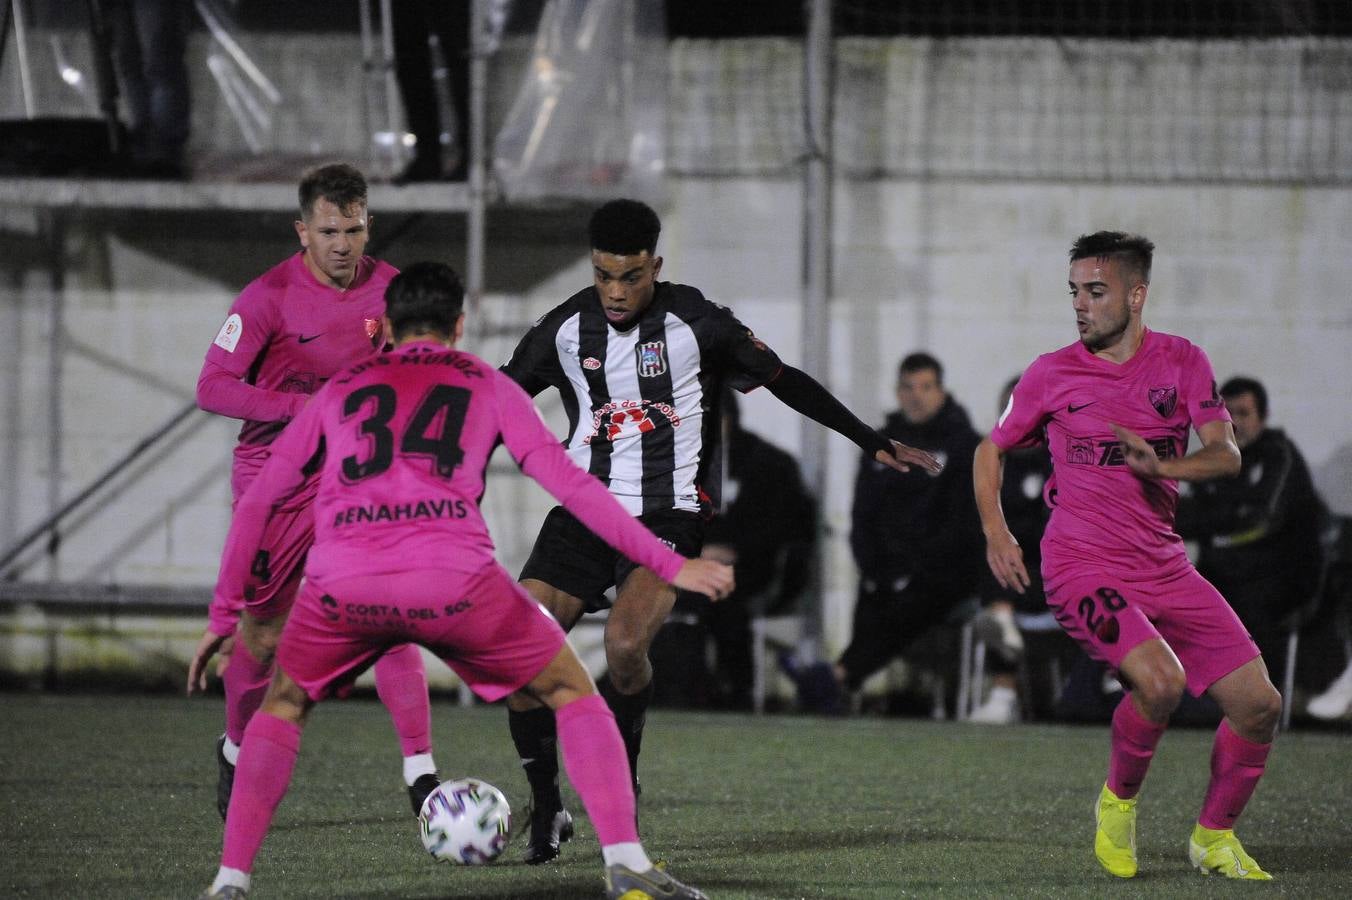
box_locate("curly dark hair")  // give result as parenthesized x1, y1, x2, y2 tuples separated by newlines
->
(589, 199, 661, 255)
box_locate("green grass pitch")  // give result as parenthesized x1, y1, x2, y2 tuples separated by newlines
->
(2, 693, 1349, 898)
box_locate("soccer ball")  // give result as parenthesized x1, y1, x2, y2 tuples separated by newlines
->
(418, 778, 512, 865)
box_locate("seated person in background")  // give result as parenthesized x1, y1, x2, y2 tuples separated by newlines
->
(968, 375, 1054, 725)
(1177, 376, 1328, 685)
(784, 352, 983, 714)
(649, 391, 817, 709)
(695, 391, 817, 709)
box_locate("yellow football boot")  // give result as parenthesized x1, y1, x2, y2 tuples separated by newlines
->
(1189, 824, 1273, 880)
(1094, 783, 1139, 877)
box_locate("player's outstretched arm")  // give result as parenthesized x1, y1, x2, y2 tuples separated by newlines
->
(672, 558, 735, 602)
(973, 437, 1029, 594)
(764, 365, 941, 474)
(877, 438, 943, 476)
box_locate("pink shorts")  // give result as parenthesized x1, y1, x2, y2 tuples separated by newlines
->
(277, 563, 567, 703)
(1045, 563, 1259, 697)
(241, 502, 314, 622)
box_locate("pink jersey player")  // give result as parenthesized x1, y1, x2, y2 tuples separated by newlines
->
(991, 328, 1230, 586)
(198, 251, 391, 496)
(198, 250, 391, 630)
(189, 164, 436, 828)
(215, 344, 690, 639)
(974, 232, 1281, 882)
(195, 262, 726, 900)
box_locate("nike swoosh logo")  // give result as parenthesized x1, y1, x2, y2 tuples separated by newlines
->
(1067, 402, 1094, 413)
(298, 333, 324, 344)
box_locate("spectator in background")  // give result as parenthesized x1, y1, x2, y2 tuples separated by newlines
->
(967, 375, 1054, 724)
(784, 352, 983, 713)
(391, 0, 470, 182)
(651, 390, 817, 710)
(1178, 376, 1328, 687)
(107, 0, 191, 177)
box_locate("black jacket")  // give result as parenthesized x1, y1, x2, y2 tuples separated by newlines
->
(704, 427, 817, 611)
(1179, 427, 1328, 600)
(849, 396, 983, 593)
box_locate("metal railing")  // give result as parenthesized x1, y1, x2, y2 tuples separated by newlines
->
(0, 399, 204, 579)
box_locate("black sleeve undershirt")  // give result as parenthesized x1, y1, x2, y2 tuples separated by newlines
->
(763, 365, 890, 459)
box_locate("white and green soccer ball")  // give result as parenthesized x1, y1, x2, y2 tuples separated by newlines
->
(418, 778, 512, 865)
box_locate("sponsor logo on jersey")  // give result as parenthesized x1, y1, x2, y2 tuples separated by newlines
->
(1148, 385, 1178, 417)
(332, 497, 470, 527)
(279, 370, 317, 394)
(213, 313, 243, 352)
(1066, 437, 1096, 465)
(1066, 435, 1178, 466)
(583, 398, 682, 444)
(320, 593, 340, 622)
(636, 341, 667, 377)
(583, 356, 602, 370)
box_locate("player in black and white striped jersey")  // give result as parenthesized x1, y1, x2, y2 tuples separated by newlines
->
(500, 199, 942, 864)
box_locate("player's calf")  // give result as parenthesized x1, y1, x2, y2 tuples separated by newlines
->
(215, 734, 237, 821)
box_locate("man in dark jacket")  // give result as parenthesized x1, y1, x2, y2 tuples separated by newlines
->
(1178, 376, 1328, 683)
(784, 352, 982, 711)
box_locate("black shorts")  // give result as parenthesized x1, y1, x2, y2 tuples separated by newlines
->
(519, 506, 705, 613)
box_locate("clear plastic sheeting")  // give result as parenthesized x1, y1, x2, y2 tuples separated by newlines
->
(493, 0, 667, 202)
(0, 11, 101, 120)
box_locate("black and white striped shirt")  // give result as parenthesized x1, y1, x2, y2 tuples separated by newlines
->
(503, 282, 783, 516)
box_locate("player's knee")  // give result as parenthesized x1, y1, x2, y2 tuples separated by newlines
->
(240, 619, 281, 664)
(260, 672, 310, 725)
(1134, 666, 1186, 717)
(1238, 684, 1282, 740)
(603, 630, 649, 671)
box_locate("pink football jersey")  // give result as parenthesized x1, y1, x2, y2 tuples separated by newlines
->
(210, 341, 685, 631)
(196, 252, 394, 498)
(990, 329, 1230, 582)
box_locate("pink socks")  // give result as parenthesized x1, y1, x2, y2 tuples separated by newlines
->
(1198, 719, 1271, 830)
(1107, 694, 1167, 800)
(556, 694, 639, 847)
(223, 640, 273, 746)
(221, 712, 301, 872)
(373, 643, 433, 756)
